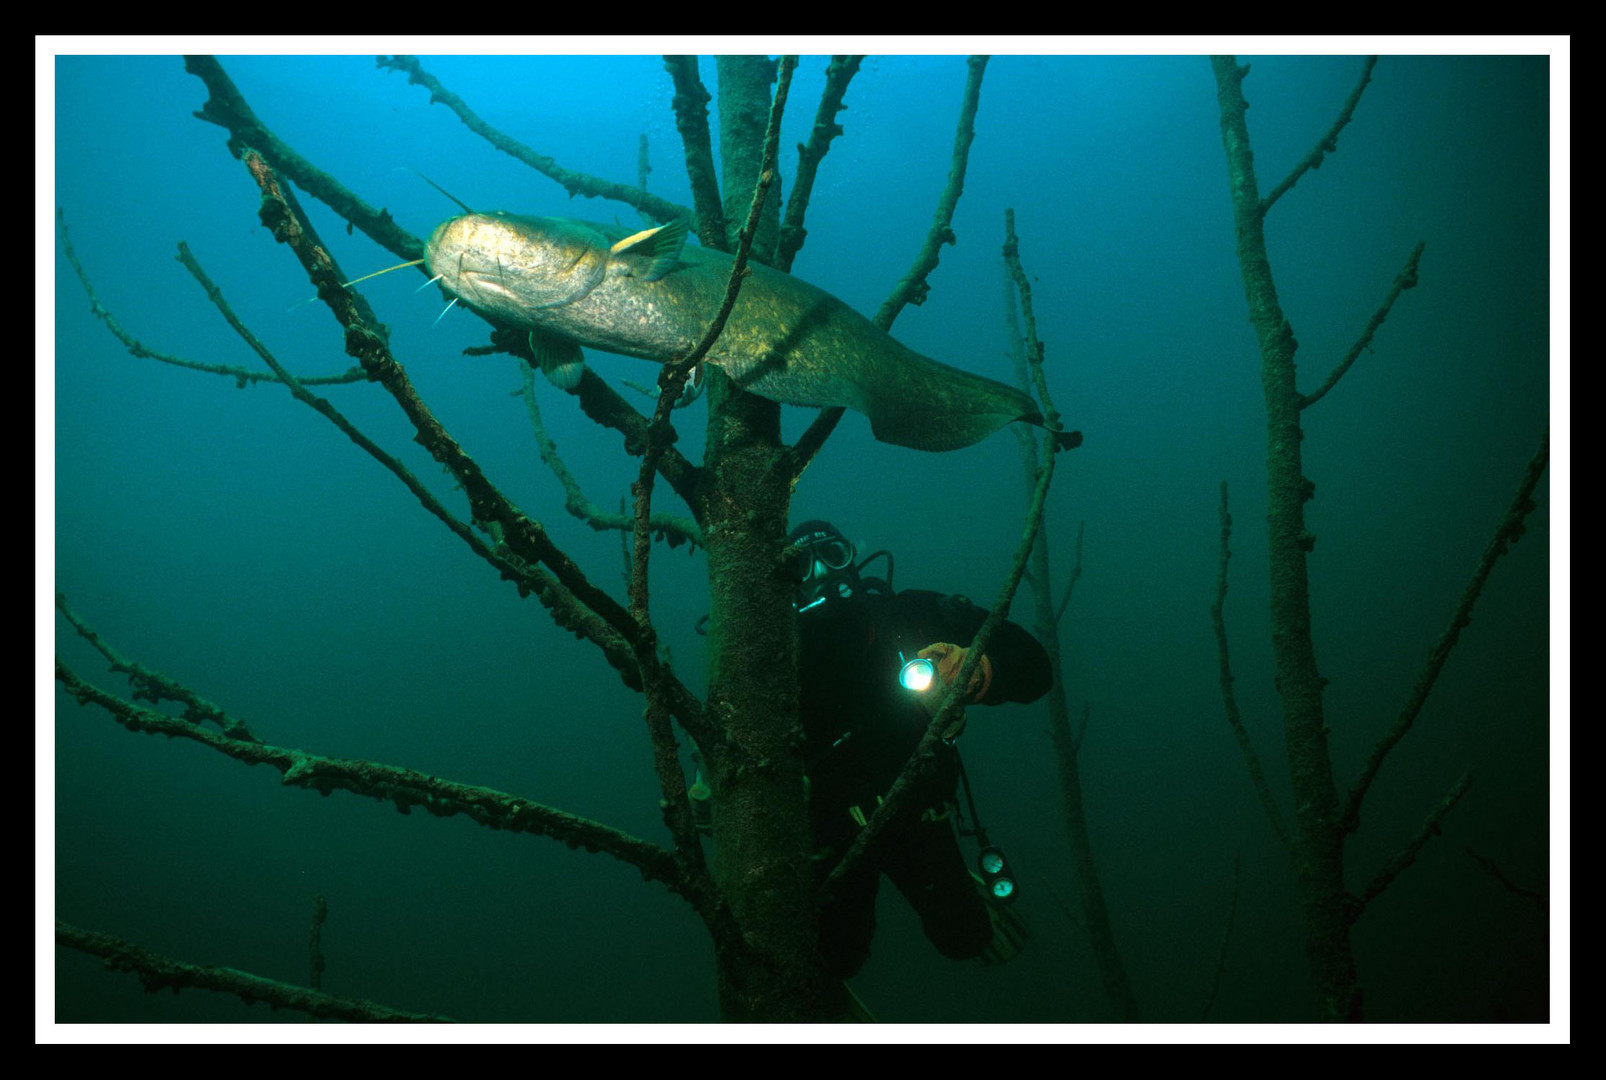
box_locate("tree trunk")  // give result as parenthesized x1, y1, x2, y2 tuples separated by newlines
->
(1211, 56, 1360, 1021)
(700, 55, 836, 1022)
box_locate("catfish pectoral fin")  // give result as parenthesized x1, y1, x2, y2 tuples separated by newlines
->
(528, 329, 587, 391)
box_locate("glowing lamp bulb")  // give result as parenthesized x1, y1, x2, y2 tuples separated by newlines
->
(899, 656, 936, 693)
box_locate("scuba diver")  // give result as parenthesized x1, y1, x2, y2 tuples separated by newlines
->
(789, 519, 1052, 978)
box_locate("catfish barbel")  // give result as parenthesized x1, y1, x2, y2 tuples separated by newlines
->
(424, 211, 1080, 453)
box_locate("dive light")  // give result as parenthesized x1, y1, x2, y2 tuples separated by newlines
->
(977, 845, 1017, 904)
(898, 653, 937, 693)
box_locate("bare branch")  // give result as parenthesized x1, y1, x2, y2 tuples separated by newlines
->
(1341, 430, 1549, 833)
(1352, 772, 1473, 921)
(57, 209, 365, 391)
(1300, 242, 1425, 410)
(56, 660, 685, 894)
(1198, 851, 1242, 1022)
(518, 364, 703, 549)
(775, 55, 864, 273)
(1465, 846, 1547, 909)
(56, 593, 258, 743)
(875, 56, 989, 327)
(378, 55, 693, 230)
(1212, 480, 1292, 853)
(1053, 520, 1085, 628)
(1259, 57, 1378, 217)
(186, 56, 424, 267)
(57, 922, 455, 1023)
(1002, 209, 1059, 426)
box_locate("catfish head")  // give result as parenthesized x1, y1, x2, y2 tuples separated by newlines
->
(424, 211, 614, 328)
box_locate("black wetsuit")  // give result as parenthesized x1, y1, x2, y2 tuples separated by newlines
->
(798, 588, 1051, 977)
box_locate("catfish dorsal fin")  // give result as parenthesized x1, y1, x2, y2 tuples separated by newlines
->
(609, 217, 690, 282)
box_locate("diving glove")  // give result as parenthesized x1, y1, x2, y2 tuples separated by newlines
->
(918, 642, 994, 704)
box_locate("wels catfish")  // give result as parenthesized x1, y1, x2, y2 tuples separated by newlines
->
(424, 211, 1079, 453)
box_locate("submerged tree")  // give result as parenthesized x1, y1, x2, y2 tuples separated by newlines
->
(1207, 56, 1548, 1021)
(55, 54, 1548, 1027)
(55, 54, 1074, 1023)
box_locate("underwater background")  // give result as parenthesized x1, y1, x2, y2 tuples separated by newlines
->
(51, 53, 1553, 1025)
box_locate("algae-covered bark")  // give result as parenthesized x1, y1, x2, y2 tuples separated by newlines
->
(1211, 54, 1359, 1022)
(655, 55, 836, 1022)
(716, 56, 785, 262)
(701, 370, 826, 1020)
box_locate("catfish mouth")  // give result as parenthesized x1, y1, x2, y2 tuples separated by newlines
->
(455, 263, 515, 304)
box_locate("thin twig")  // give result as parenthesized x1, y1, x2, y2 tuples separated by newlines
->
(826, 427, 1058, 892)
(775, 55, 863, 273)
(1212, 481, 1292, 853)
(1259, 57, 1378, 217)
(1300, 243, 1425, 409)
(1352, 772, 1473, 920)
(57, 922, 454, 1023)
(1198, 851, 1242, 1022)
(56, 593, 258, 743)
(1052, 521, 1085, 628)
(466, 339, 706, 517)
(56, 660, 685, 895)
(875, 56, 990, 327)
(519, 364, 703, 549)
(378, 55, 693, 230)
(1341, 430, 1549, 833)
(57, 209, 365, 391)
(1465, 846, 1547, 909)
